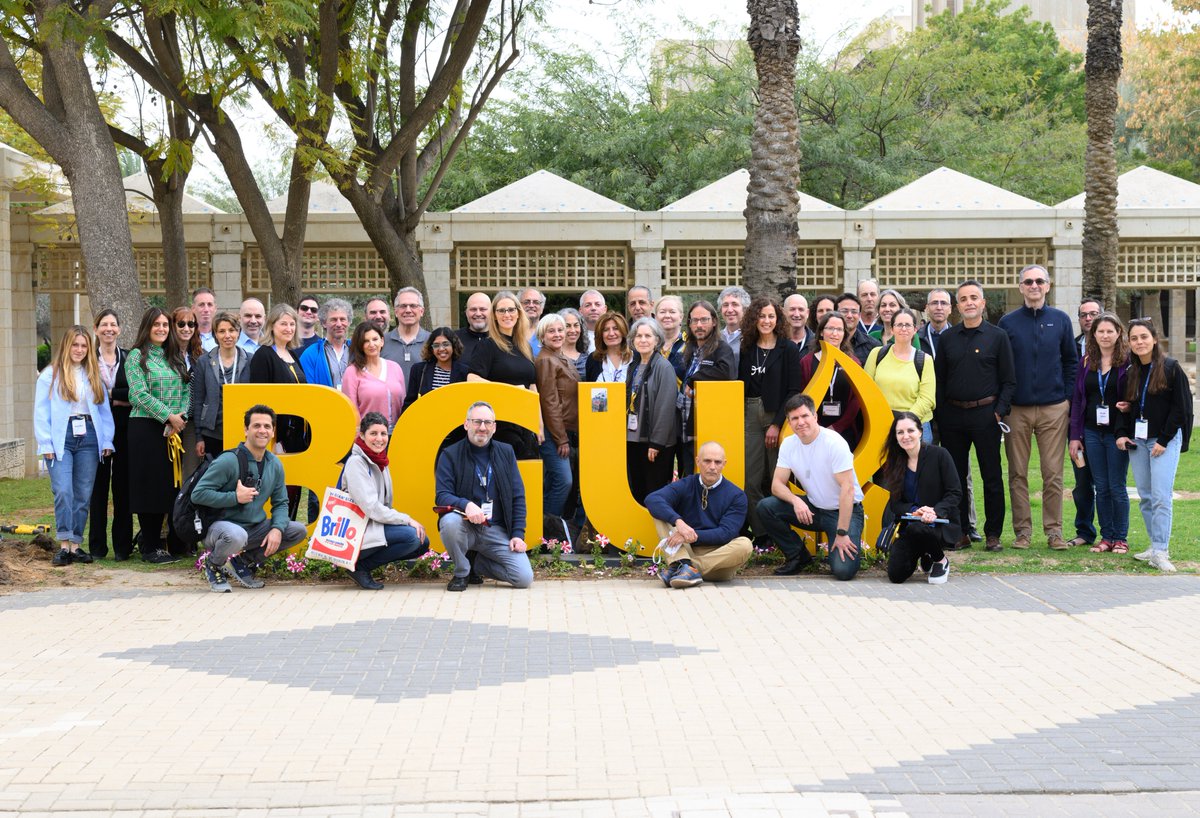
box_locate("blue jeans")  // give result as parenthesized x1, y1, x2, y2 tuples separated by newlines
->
(49, 418, 100, 544)
(1071, 449, 1097, 543)
(756, 495, 865, 581)
(1082, 428, 1129, 541)
(356, 524, 429, 572)
(539, 437, 572, 518)
(921, 421, 933, 445)
(1127, 430, 1182, 553)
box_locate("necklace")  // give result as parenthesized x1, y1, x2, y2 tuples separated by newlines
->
(751, 345, 769, 377)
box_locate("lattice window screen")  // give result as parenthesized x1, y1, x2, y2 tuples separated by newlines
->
(1117, 242, 1200, 288)
(35, 247, 211, 294)
(664, 244, 840, 292)
(242, 246, 391, 294)
(454, 246, 629, 291)
(873, 243, 1048, 289)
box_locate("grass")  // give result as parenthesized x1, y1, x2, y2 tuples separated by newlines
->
(2, 430, 1197, 575)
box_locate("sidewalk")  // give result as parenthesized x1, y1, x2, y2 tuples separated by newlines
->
(2, 574, 1199, 817)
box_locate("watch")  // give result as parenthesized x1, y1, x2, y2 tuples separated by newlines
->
(836, 528, 848, 537)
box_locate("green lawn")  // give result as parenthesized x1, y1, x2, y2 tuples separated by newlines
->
(2, 431, 1197, 574)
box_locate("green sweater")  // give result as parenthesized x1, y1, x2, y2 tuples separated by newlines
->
(192, 444, 291, 532)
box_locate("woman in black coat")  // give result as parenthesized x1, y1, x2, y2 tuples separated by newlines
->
(879, 411, 962, 585)
(403, 327, 470, 410)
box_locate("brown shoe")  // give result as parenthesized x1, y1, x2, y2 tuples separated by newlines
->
(1012, 535, 1031, 550)
(1048, 535, 1069, 551)
(950, 535, 971, 551)
(985, 536, 1002, 552)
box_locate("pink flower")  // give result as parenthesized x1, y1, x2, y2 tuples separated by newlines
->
(562, 543, 573, 554)
(595, 534, 610, 547)
(646, 565, 658, 576)
(194, 550, 211, 572)
(285, 554, 307, 574)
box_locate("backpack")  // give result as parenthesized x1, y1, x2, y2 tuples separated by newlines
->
(172, 446, 254, 547)
(877, 342, 926, 380)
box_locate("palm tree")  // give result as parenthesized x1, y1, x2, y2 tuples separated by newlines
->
(1082, 0, 1123, 310)
(744, 0, 801, 302)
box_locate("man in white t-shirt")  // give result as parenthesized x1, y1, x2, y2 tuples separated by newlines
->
(756, 393, 866, 581)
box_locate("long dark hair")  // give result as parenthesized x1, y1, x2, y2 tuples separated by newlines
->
(421, 327, 462, 362)
(683, 300, 720, 366)
(881, 411, 923, 492)
(1124, 318, 1169, 398)
(740, 296, 786, 353)
(171, 306, 203, 362)
(349, 321, 384, 370)
(809, 295, 837, 333)
(132, 306, 189, 382)
(816, 311, 855, 356)
(1084, 313, 1129, 372)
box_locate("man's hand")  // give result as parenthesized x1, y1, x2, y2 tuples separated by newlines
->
(509, 537, 527, 553)
(262, 527, 283, 557)
(791, 497, 813, 525)
(463, 502, 488, 525)
(672, 519, 698, 546)
(557, 442, 570, 458)
(765, 424, 780, 448)
(647, 446, 659, 463)
(235, 480, 259, 504)
(830, 534, 858, 560)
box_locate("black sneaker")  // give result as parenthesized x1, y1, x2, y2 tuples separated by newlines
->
(465, 550, 484, 584)
(203, 557, 232, 593)
(71, 550, 94, 564)
(227, 555, 265, 589)
(144, 550, 179, 565)
(348, 568, 383, 590)
(928, 557, 950, 585)
(51, 548, 72, 567)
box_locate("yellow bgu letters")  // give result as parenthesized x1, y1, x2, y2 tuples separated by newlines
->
(221, 342, 893, 558)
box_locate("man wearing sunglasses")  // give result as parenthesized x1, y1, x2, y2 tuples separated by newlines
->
(998, 266, 1078, 551)
(435, 401, 533, 592)
(295, 295, 322, 351)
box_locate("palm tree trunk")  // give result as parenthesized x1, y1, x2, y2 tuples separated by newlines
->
(744, 0, 801, 302)
(1082, 0, 1123, 310)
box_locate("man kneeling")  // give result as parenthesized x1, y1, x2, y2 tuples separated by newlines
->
(645, 441, 751, 589)
(435, 401, 534, 592)
(193, 404, 308, 592)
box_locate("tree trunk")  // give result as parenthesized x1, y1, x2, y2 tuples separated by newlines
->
(142, 159, 190, 309)
(744, 0, 801, 303)
(1082, 0, 1123, 310)
(339, 180, 428, 302)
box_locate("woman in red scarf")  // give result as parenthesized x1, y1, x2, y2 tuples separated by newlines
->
(339, 411, 429, 589)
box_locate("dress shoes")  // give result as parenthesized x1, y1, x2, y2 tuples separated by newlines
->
(348, 568, 384, 590)
(447, 575, 469, 592)
(773, 553, 812, 576)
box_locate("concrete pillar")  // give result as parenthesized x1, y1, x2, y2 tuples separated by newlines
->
(841, 243, 875, 294)
(1051, 240, 1084, 333)
(209, 226, 245, 315)
(424, 249, 453, 328)
(1168, 288, 1186, 358)
(49, 292, 78, 349)
(0, 219, 39, 476)
(632, 238, 665, 301)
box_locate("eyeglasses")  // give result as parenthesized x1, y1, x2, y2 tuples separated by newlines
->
(700, 485, 709, 510)
(520, 299, 543, 306)
(495, 307, 520, 315)
(395, 303, 421, 311)
(1021, 278, 1048, 287)
(892, 323, 915, 330)
(466, 418, 495, 427)
(431, 342, 454, 350)
(1078, 310, 1100, 319)
(689, 316, 714, 325)
(176, 321, 197, 329)
(297, 304, 319, 313)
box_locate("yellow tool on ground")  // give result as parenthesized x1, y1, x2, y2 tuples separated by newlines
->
(0, 525, 50, 535)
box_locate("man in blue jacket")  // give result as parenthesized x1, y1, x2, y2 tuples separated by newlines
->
(998, 266, 1079, 551)
(299, 299, 353, 388)
(645, 442, 751, 589)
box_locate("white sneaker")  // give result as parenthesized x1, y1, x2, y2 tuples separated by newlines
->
(928, 557, 950, 585)
(1148, 552, 1177, 573)
(1133, 548, 1154, 562)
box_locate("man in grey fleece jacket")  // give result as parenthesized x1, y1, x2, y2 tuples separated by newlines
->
(192, 404, 307, 592)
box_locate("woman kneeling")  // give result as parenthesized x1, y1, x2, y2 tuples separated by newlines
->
(340, 412, 430, 589)
(880, 412, 962, 585)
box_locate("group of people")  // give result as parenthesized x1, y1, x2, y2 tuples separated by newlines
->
(33, 266, 1192, 593)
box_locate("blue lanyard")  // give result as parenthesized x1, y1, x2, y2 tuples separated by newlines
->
(1138, 363, 1153, 419)
(1096, 367, 1111, 406)
(685, 354, 702, 383)
(474, 462, 493, 493)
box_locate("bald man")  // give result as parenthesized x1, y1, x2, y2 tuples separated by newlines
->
(457, 291, 492, 362)
(783, 293, 816, 355)
(645, 441, 752, 589)
(237, 298, 265, 354)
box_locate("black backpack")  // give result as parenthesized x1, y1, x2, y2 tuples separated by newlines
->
(172, 446, 254, 547)
(877, 342, 926, 380)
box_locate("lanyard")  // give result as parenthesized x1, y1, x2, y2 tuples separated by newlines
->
(1096, 367, 1111, 406)
(220, 353, 240, 386)
(628, 361, 648, 412)
(474, 461, 493, 500)
(1138, 363, 1153, 419)
(828, 364, 840, 399)
(927, 329, 938, 358)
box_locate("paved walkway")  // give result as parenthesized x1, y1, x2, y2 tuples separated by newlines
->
(2, 573, 1200, 817)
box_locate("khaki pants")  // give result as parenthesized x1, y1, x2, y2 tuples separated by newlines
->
(1004, 400, 1069, 540)
(654, 519, 752, 582)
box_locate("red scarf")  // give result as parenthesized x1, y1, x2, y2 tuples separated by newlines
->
(355, 437, 389, 470)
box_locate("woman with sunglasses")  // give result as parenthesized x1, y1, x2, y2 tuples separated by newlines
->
(88, 309, 132, 560)
(171, 306, 203, 481)
(192, 312, 252, 458)
(1116, 319, 1193, 572)
(1069, 313, 1131, 555)
(35, 326, 115, 566)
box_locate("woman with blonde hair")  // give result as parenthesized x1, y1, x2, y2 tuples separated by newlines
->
(467, 291, 540, 456)
(35, 326, 116, 566)
(248, 303, 310, 517)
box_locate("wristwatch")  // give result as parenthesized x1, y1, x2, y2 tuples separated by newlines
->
(836, 528, 848, 537)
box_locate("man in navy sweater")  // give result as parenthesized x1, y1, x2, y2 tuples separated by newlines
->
(997, 265, 1079, 551)
(645, 442, 751, 589)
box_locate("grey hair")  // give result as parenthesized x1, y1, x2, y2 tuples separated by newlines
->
(393, 286, 424, 308)
(520, 287, 546, 305)
(319, 298, 353, 324)
(1018, 264, 1049, 283)
(654, 294, 684, 314)
(465, 401, 494, 419)
(580, 289, 605, 307)
(879, 289, 910, 311)
(535, 312, 566, 342)
(628, 316, 666, 348)
(718, 286, 750, 308)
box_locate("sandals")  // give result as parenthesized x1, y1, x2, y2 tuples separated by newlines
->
(1111, 540, 1129, 555)
(1090, 539, 1114, 553)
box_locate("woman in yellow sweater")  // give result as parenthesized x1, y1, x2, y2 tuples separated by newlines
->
(865, 308, 936, 443)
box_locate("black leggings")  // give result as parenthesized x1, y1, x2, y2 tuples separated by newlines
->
(887, 522, 946, 584)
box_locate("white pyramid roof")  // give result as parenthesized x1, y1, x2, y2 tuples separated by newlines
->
(661, 169, 842, 213)
(863, 167, 1048, 211)
(37, 171, 226, 215)
(453, 169, 632, 213)
(1056, 166, 1200, 209)
(266, 180, 354, 214)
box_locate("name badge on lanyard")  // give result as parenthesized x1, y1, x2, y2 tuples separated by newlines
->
(72, 417, 87, 437)
(480, 501, 493, 520)
(627, 413, 638, 431)
(822, 402, 842, 418)
(1095, 405, 1110, 426)
(1134, 419, 1149, 440)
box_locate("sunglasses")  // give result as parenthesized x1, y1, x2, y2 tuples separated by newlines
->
(176, 321, 197, 329)
(1021, 278, 1048, 287)
(297, 304, 319, 313)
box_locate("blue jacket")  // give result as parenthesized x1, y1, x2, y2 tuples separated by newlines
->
(34, 366, 116, 459)
(299, 338, 347, 388)
(645, 475, 747, 547)
(998, 305, 1078, 406)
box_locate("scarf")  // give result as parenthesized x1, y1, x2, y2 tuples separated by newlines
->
(355, 437, 389, 470)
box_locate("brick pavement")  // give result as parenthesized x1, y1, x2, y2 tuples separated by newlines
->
(0, 573, 1198, 817)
